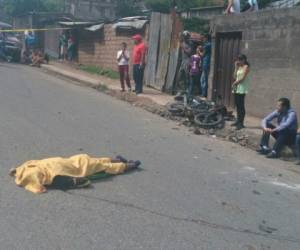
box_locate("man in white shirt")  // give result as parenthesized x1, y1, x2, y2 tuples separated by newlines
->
(242, 0, 259, 12)
(225, 0, 241, 14)
(117, 42, 131, 92)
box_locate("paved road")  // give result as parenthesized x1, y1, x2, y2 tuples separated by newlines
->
(1, 63, 300, 250)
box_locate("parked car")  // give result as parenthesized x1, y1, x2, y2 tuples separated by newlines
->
(0, 22, 22, 62)
(0, 33, 22, 62)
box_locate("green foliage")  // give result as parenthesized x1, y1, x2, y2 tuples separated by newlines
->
(144, 0, 223, 12)
(182, 17, 210, 34)
(44, 0, 64, 12)
(79, 65, 119, 80)
(116, 0, 143, 17)
(2, 0, 63, 16)
(144, 0, 170, 13)
(258, 0, 276, 8)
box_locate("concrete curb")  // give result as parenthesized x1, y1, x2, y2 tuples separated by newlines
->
(41, 64, 101, 89)
(40, 64, 297, 164)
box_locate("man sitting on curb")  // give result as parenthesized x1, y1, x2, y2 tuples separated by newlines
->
(9, 154, 140, 194)
(257, 98, 298, 159)
(295, 130, 300, 165)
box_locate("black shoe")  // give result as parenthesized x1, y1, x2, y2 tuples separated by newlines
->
(231, 121, 239, 127)
(266, 152, 279, 159)
(235, 124, 245, 130)
(115, 155, 128, 163)
(256, 147, 271, 155)
(126, 160, 141, 171)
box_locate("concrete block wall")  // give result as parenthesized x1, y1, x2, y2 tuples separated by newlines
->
(211, 7, 300, 117)
(78, 24, 147, 72)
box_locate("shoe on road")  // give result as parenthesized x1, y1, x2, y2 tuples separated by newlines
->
(116, 155, 128, 163)
(256, 147, 271, 155)
(266, 152, 279, 159)
(231, 121, 239, 127)
(126, 160, 141, 171)
(235, 124, 245, 130)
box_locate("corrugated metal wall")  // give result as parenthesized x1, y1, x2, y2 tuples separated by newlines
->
(145, 12, 182, 93)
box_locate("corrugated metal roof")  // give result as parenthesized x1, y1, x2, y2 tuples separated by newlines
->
(0, 22, 12, 29)
(113, 19, 148, 30)
(58, 21, 93, 27)
(85, 23, 104, 32)
(118, 16, 148, 21)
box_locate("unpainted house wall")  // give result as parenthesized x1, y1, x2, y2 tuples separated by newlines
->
(78, 24, 147, 72)
(65, 0, 117, 21)
(13, 16, 32, 29)
(211, 7, 300, 118)
(181, 6, 224, 20)
(44, 26, 61, 58)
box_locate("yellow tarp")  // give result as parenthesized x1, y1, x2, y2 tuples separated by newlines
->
(13, 154, 126, 194)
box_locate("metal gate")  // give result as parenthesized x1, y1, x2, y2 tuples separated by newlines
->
(213, 32, 242, 108)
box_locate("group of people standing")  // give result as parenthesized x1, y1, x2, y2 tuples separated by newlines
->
(180, 32, 212, 101)
(22, 31, 48, 67)
(116, 34, 147, 95)
(58, 31, 76, 62)
(178, 28, 299, 164)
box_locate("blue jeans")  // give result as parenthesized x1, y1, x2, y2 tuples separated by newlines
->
(133, 64, 144, 94)
(296, 134, 300, 159)
(188, 74, 200, 101)
(260, 123, 296, 155)
(200, 67, 210, 97)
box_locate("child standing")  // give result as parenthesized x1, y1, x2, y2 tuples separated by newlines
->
(188, 45, 203, 101)
(117, 42, 131, 92)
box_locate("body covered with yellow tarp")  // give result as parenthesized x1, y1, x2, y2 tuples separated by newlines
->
(14, 154, 126, 194)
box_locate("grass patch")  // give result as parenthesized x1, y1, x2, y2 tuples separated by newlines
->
(79, 65, 119, 80)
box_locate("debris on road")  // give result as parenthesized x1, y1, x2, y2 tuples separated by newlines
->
(93, 82, 261, 151)
(167, 95, 235, 130)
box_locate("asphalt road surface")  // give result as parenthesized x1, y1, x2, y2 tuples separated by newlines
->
(1, 63, 300, 250)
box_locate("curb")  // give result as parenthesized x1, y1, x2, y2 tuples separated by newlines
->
(40, 64, 298, 166)
(41, 65, 101, 89)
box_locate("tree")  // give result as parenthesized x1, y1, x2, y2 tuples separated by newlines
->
(2, 0, 64, 16)
(144, 0, 224, 12)
(116, 0, 143, 17)
(144, 0, 199, 12)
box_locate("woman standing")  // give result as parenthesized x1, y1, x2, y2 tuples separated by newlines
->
(188, 45, 203, 101)
(232, 54, 250, 130)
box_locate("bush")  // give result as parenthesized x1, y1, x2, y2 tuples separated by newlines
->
(181, 17, 210, 34)
(79, 65, 119, 80)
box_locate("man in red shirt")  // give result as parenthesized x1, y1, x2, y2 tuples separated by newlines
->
(132, 34, 147, 94)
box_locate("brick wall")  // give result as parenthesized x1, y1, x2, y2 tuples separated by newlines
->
(78, 24, 147, 72)
(211, 7, 300, 117)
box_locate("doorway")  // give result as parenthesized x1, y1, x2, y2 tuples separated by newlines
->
(213, 32, 242, 108)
